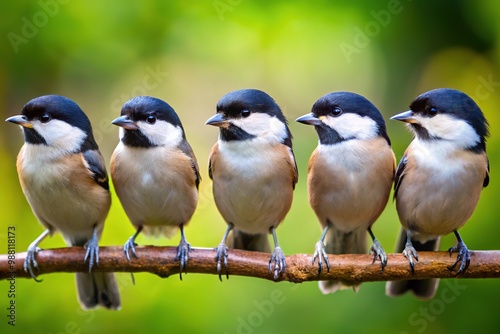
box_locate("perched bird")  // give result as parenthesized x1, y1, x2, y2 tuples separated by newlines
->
(296, 92, 395, 294)
(206, 89, 298, 280)
(6, 95, 120, 310)
(386, 88, 489, 299)
(110, 96, 200, 278)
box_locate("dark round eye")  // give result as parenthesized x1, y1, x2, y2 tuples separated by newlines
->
(241, 109, 251, 118)
(331, 107, 342, 116)
(40, 113, 50, 123)
(146, 115, 156, 124)
(427, 107, 438, 116)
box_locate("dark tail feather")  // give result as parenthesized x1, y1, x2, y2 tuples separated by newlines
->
(228, 229, 271, 253)
(319, 228, 366, 294)
(385, 228, 440, 300)
(76, 272, 121, 310)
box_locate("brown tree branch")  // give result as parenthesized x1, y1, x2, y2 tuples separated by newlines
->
(1, 247, 499, 282)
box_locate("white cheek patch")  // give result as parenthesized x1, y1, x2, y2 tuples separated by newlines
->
(32, 119, 87, 153)
(231, 113, 288, 144)
(138, 120, 183, 147)
(321, 113, 379, 140)
(415, 114, 480, 149)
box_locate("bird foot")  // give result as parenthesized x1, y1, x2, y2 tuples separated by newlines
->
(124, 237, 139, 262)
(84, 236, 99, 272)
(214, 242, 229, 281)
(448, 241, 471, 275)
(369, 238, 387, 271)
(312, 240, 330, 274)
(24, 244, 43, 282)
(268, 246, 286, 280)
(403, 242, 418, 275)
(175, 239, 192, 280)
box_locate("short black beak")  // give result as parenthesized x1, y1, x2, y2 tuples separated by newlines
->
(112, 116, 139, 130)
(295, 113, 322, 126)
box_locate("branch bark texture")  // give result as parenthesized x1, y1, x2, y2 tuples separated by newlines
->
(1, 247, 499, 282)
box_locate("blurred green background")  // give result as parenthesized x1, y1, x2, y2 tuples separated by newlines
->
(1, 0, 499, 333)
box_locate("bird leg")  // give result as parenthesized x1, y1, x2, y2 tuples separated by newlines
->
(174, 223, 191, 280)
(312, 224, 330, 274)
(368, 226, 387, 271)
(124, 225, 143, 261)
(24, 229, 50, 282)
(83, 224, 100, 272)
(268, 227, 286, 280)
(402, 228, 418, 274)
(448, 230, 471, 275)
(215, 223, 233, 281)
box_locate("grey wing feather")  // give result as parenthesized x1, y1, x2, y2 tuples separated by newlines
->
(288, 147, 298, 189)
(83, 149, 109, 190)
(179, 140, 201, 189)
(208, 158, 213, 180)
(393, 153, 408, 198)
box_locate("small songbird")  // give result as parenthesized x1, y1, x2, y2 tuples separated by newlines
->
(296, 92, 396, 294)
(6, 95, 120, 310)
(386, 88, 490, 299)
(206, 89, 298, 280)
(110, 96, 200, 278)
